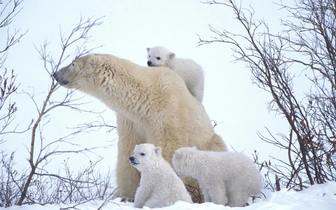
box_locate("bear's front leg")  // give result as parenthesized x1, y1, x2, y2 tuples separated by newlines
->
(113, 115, 146, 201)
(208, 182, 228, 205)
(134, 181, 152, 208)
(199, 181, 211, 202)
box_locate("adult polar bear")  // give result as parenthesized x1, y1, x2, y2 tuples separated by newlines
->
(53, 53, 227, 201)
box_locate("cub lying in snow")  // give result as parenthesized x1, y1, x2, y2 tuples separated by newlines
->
(130, 143, 192, 208)
(172, 147, 262, 207)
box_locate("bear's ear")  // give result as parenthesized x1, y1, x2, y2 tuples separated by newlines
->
(173, 151, 182, 160)
(146, 47, 151, 52)
(155, 146, 162, 156)
(169, 52, 175, 59)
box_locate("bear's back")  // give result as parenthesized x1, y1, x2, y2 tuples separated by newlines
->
(167, 57, 203, 75)
(208, 151, 259, 180)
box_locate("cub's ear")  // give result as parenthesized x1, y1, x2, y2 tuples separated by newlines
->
(169, 52, 175, 59)
(155, 146, 162, 156)
(173, 151, 182, 160)
(146, 47, 151, 52)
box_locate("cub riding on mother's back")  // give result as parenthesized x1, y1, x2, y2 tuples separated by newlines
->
(146, 46, 204, 103)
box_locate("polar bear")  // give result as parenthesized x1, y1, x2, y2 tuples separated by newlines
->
(130, 143, 192, 208)
(146, 46, 204, 102)
(172, 147, 262, 207)
(53, 54, 227, 202)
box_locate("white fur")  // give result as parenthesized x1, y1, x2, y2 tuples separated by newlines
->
(172, 147, 262, 207)
(130, 143, 192, 208)
(146, 46, 204, 102)
(54, 54, 227, 201)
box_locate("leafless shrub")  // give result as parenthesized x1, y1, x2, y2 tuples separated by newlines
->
(185, 183, 204, 203)
(0, 152, 115, 207)
(0, 0, 30, 137)
(199, 0, 336, 191)
(0, 151, 27, 207)
(25, 158, 115, 205)
(252, 150, 281, 192)
(0, 0, 27, 69)
(1, 1, 116, 207)
(15, 15, 114, 206)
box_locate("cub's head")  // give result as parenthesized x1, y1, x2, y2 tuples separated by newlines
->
(146, 46, 175, 67)
(53, 54, 104, 91)
(129, 143, 162, 171)
(172, 147, 197, 178)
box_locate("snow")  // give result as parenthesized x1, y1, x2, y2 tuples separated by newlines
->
(1, 182, 335, 210)
(1, 1, 336, 210)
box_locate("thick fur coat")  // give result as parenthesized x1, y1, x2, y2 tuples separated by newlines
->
(130, 143, 192, 208)
(147, 46, 204, 102)
(54, 54, 227, 201)
(173, 147, 262, 207)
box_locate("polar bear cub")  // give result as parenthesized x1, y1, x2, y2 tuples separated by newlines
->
(130, 143, 192, 208)
(147, 46, 204, 102)
(172, 147, 262, 207)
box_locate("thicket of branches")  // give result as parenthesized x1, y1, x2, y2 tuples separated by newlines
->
(3, 0, 335, 207)
(1, 0, 116, 207)
(200, 0, 336, 191)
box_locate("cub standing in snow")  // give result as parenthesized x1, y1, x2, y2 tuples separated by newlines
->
(146, 46, 204, 102)
(172, 147, 262, 207)
(130, 143, 192, 208)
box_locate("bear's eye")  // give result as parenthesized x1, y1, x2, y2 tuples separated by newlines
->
(156, 57, 161, 60)
(69, 62, 75, 69)
(140, 153, 145, 156)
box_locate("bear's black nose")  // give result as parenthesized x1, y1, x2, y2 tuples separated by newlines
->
(53, 71, 69, 85)
(53, 72, 59, 81)
(130, 156, 134, 161)
(147, 61, 152, 66)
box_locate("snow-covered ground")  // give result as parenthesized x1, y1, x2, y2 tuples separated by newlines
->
(1, 1, 336, 210)
(2, 182, 335, 210)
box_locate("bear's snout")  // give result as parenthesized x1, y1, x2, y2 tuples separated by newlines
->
(53, 71, 69, 86)
(147, 61, 152, 66)
(129, 156, 138, 166)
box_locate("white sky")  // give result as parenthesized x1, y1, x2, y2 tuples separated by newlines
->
(1, 0, 291, 174)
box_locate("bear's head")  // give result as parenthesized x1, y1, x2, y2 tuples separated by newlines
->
(172, 147, 197, 178)
(146, 46, 175, 67)
(129, 143, 162, 172)
(53, 54, 105, 91)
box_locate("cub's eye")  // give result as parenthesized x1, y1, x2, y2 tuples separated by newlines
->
(156, 57, 161, 60)
(140, 153, 145, 156)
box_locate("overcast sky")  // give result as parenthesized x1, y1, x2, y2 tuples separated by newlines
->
(1, 0, 290, 174)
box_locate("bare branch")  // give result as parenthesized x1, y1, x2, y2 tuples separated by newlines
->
(199, 0, 336, 190)
(15, 15, 109, 206)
